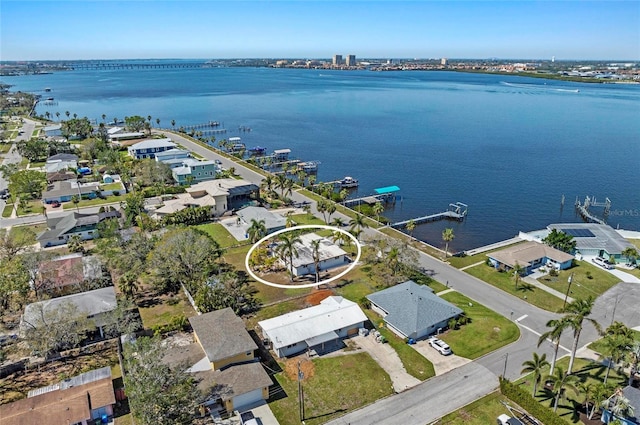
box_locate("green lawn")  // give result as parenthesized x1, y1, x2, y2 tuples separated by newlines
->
(290, 213, 326, 226)
(29, 161, 46, 168)
(587, 329, 640, 354)
(63, 194, 126, 210)
(538, 261, 621, 302)
(379, 227, 445, 259)
(195, 222, 241, 248)
(438, 391, 515, 425)
(377, 325, 435, 380)
(465, 263, 566, 312)
(269, 353, 395, 425)
(440, 292, 520, 359)
(102, 182, 124, 191)
(516, 357, 627, 424)
(220, 244, 252, 271)
(0, 143, 12, 154)
(137, 291, 197, 330)
(16, 199, 43, 216)
(2, 204, 13, 218)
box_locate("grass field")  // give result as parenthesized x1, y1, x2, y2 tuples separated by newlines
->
(465, 263, 566, 312)
(62, 195, 126, 210)
(137, 291, 197, 329)
(376, 325, 436, 380)
(195, 222, 241, 248)
(437, 391, 516, 425)
(440, 292, 520, 359)
(538, 261, 621, 302)
(269, 353, 395, 425)
(447, 242, 526, 269)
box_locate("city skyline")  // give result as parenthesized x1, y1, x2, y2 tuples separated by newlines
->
(1, 1, 639, 61)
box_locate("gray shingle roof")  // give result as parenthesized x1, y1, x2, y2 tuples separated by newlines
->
(195, 361, 271, 402)
(548, 223, 635, 255)
(367, 280, 463, 338)
(188, 308, 257, 363)
(622, 386, 640, 422)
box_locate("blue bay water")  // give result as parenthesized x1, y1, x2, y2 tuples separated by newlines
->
(3, 67, 639, 251)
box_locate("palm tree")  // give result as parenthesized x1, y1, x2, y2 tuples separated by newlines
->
(310, 239, 321, 282)
(547, 367, 578, 412)
(627, 341, 640, 386)
(65, 111, 70, 118)
(262, 175, 274, 194)
(521, 352, 550, 396)
(147, 115, 152, 126)
(55, 112, 60, 121)
(325, 202, 336, 223)
(372, 202, 384, 223)
(276, 233, 302, 281)
(621, 247, 638, 265)
(602, 389, 636, 423)
(247, 219, 267, 243)
(40, 205, 47, 219)
(563, 296, 601, 374)
(538, 317, 572, 375)
(171, 119, 176, 129)
(600, 333, 631, 384)
(101, 114, 106, 123)
(349, 214, 369, 238)
(331, 217, 345, 228)
(118, 272, 139, 299)
(156, 118, 160, 128)
(442, 228, 455, 258)
(339, 188, 348, 202)
(275, 174, 288, 199)
(512, 262, 525, 290)
(71, 194, 80, 212)
(405, 219, 416, 240)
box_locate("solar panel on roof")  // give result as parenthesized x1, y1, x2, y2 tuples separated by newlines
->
(561, 228, 595, 238)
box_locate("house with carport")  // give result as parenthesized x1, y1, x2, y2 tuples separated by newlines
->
(367, 280, 463, 340)
(487, 241, 574, 275)
(259, 296, 367, 357)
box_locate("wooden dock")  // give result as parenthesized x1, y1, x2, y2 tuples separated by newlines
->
(390, 202, 468, 228)
(343, 194, 393, 207)
(575, 196, 610, 225)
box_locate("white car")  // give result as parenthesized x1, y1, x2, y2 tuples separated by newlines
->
(592, 257, 613, 270)
(428, 337, 452, 355)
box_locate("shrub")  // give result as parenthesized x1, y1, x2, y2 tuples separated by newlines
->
(499, 377, 566, 425)
(586, 271, 593, 280)
(112, 190, 120, 196)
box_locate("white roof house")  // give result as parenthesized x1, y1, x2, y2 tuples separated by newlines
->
(127, 138, 177, 159)
(258, 296, 367, 357)
(285, 233, 349, 277)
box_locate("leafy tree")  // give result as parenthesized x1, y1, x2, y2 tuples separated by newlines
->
(133, 159, 173, 188)
(8, 169, 46, 199)
(562, 297, 601, 374)
(442, 228, 455, 258)
(124, 336, 202, 425)
(122, 192, 145, 225)
(622, 247, 638, 265)
(194, 271, 258, 314)
(543, 229, 577, 253)
(521, 352, 550, 396)
(247, 218, 267, 243)
(628, 341, 640, 387)
(276, 232, 302, 281)
(161, 206, 210, 226)
(118, 272, 140, 299)
(16, 138, 48, 161)
(148, 227, 222, 294)
(0, 227, 36, 260)
(124, 115, 147, 132)
(538, 317, 572, 375)
(61, 117, 93, 139)
(0, 256, 30, 313)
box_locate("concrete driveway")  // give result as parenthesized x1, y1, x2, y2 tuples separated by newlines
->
(411, 339, 471, 375)
(352, 334, 421, 393)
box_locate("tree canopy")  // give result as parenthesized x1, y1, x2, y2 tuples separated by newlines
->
(543, 229, 577, 253)
(61, 117, 93, 139)
(124, 115, 147, 132)
(8, 169, 47, 199)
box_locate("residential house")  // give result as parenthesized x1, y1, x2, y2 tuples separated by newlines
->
(37, 210, 121, 248)
(259, 296, 367, 357)
(283, 233, 350, 277)
(0, 367, 116, 425)
(601, 386, 640, 425)
(237, 206, 286, 235)
(42, 180, 100, 204)
(21, 286, 117, 339)
(127, 138, 176, 159)
(150, 178, 259, 220)
(367, 280, 463, 340)
(45, 153, 78, 173)
(487, 241, 574, 275)
(34, 253, 104, 293)
(155, 148, 192, 165)
(46, 170, 76, 184)
(547, 223, 637, 264)
(43, 123, 63, 138)
(188, 308, 258, 371)
(109, 130, 145, 144)
(172, 158, 219, 185)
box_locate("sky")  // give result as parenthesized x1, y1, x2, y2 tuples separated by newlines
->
(1, 1, 639, 61)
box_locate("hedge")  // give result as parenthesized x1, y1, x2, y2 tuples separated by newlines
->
(499, 377, 567, 425)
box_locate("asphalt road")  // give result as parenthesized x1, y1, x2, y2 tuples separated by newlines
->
(0, 119, 34, 214)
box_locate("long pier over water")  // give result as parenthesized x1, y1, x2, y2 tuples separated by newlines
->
(390, 202, 468, 228)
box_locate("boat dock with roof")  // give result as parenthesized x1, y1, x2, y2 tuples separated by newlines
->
(343, 185, 400, 206)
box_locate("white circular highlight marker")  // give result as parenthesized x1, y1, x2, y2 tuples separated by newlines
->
(245, 224, 362, 289)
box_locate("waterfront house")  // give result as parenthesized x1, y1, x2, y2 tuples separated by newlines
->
(127, 138, 176, 159)
(282, 233, 350, 277)
(172, 158, 219, 184)
(259, 296, 367, 357)
(237, 206, 286, 234)
(367, 280, 463, 340)
(43, 123, 63, 138)
(601, 386, 640, 425)
(109, 130, 145, 144)
(0, 367, 116, 425)
(154, 148, 192, 165)
(44, 153, 78, 173)
(547, 223, 637, 264)
(21, 287, 117, 339)
(487, 241, 574, 274)
(37, 210, 121, 248)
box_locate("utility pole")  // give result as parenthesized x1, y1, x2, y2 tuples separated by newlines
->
(298, 360, 305, 423)
(563, 272, 574, 309)
(503, 352, 509, 378)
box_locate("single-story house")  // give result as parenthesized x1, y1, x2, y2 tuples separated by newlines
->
(21, 287, 117, 338)
(45, 153, 78, 173)
(43, 123, 63, 137)
(37, 210, 121, 248)
(155, 148, 192, 164)
(259, 296, 367, 358)
(601, 386, 640, 425)
(34, 253, 104, 292)
(547, 223, 637, 264)
(284, 233, 350, 277)
(0, 367, 115, 425)
(109, 131, 145, 144)
(487, 241, 574, 274)
(367, 280, 463, 340)
(150, 178, 259, 220)
(42, 180, 101, 204)
(46, 170, 76, 183)
(127, 138, 177, 159)
(188, 307, 258, 371)
(172, 158, 219, 185)
(238, 206, 286, 234)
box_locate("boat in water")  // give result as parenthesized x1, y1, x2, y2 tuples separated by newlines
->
(339, 176, 359, 188)
(298, 161, 320, 172)
(249, 146, 266, 155)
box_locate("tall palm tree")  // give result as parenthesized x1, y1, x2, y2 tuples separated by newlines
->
(262, 175, 274, 194)
(331, 217, 345, 228)
(372, 202, 384, 224)
(563, 296, 601, 374)
(247, 219, 267, 243)
(442, 228, 455, 258)
(55, 111, 60, 121)
(521, 352, 550, 396)
(405, 219, 416, 240)
(276, 233, 302, 281)
(118, 272, 139, 299)
(310, 239, 321, 282)
(349, 214, 369, 238)
(627, 341, 640, 386)
(71, 194, 80, 212)
(512, 262, 525, 290)
(547, 366, 578, 412)
(538, 317, 572, 375)
(156, 118, 160, 128)
(325, 202, 336, 223)
(600, 333, 631, 384)
(65, 111, 70, 118)
(275, 174, 288, 199)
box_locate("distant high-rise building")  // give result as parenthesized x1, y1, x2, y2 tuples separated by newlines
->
(441, 58, 448, 66)
(333, 55, 343, 66)
(552, 56, 555, 63)
(346, 55, 356, 67)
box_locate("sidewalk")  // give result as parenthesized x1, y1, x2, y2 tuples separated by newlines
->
(521, 275, 574, 304)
